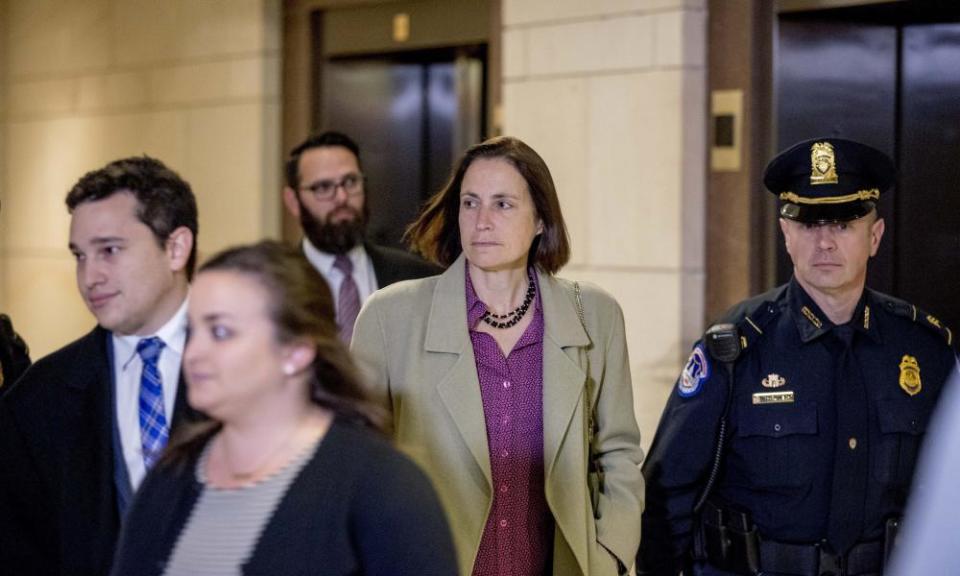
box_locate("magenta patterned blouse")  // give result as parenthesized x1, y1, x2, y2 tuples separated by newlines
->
(465, 267, 552, 576)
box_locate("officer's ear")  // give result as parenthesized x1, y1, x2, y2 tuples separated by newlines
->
(868, 215, 885, 257)
(779, 218, 795, 256)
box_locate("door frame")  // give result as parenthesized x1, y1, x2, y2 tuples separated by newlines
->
(281, 0, 501, 243)
(703, 0, 939, 322)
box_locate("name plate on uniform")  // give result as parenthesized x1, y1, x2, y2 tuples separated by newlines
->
(752, 391, 795, 405)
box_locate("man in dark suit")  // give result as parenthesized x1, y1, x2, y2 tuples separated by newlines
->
(283, 131, 440, 342)
(0, 156, 201, 576)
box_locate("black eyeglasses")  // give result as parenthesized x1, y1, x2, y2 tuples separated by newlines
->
(299, 173, 365, 200)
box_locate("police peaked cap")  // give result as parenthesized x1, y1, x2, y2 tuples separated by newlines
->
(763, 137, 895, 223)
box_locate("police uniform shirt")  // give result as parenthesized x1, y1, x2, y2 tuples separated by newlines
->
(640, 277, 957, 574)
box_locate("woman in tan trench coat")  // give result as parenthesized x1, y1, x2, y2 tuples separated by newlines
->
(352, 136, 643, 576)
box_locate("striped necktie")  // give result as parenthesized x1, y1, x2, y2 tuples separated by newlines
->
(136, 337, 169, 470)
(334, 254, 361, 343)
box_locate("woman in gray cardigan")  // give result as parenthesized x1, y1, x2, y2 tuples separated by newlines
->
(110, 241, 456, 576)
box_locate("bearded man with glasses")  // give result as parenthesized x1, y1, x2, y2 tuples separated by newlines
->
(283, 131, 439, 342)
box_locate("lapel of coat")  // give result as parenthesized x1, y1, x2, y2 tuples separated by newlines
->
(538, 272, 591, 483)
(424, 255, 492, 486)
(59, 326, 200, 566)
(364, 242, 390, 287)
(61, 326, 120, 574)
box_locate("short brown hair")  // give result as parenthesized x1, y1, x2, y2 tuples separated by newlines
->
(66, 156, 199, 280)
(406, 136, 570, 274)
(285, 130, 361, 189)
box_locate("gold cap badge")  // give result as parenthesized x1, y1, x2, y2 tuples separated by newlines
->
(762, 373, 786, 388)
(810, 141, 838, 185)
(899, 355, 922, 396)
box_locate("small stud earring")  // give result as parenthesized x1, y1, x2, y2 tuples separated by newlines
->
(283, 364, 295, 376)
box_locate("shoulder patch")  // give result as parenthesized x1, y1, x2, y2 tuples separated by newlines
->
(678, 343, 711, 397)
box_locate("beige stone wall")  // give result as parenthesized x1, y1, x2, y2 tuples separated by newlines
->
(0, 0, 707, 447)
(0, 0, 281, 358)
(501, 0, 707, 447)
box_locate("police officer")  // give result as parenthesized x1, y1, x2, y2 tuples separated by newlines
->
(0, 198, 30, 391)
(639, 137, 958, 576)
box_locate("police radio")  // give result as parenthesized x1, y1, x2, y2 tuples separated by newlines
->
(705, 323, 741, 365)
(693, 323, 741, 513)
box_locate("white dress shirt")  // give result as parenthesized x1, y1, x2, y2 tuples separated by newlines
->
(112, 299, 188, 490)
(301, 238, 379, 308)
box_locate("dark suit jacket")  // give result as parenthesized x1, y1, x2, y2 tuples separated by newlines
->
(0, 326, 199, 576)
(364, 242, 441, 288)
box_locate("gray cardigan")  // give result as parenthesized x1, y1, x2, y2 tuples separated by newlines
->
(110, 418, 457, 576)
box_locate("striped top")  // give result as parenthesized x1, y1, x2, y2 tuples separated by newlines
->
(161, 438, 318, 576)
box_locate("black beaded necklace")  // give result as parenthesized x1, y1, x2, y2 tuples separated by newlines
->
(480, 275, 536, 329)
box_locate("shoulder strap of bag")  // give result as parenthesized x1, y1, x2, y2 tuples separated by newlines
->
(573, 282, 593, 410)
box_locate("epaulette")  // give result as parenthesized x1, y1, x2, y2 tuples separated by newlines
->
(872, 291, 954, 348)
(717, 285, 787, 353)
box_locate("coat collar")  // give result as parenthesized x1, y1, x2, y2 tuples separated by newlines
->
(787, 277, 880, 345)
(425, 254, 589, 352)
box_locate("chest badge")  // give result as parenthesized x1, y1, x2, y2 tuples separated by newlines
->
(753, 391, 795, 405)
(762, 373, 786, 388)
(899, 355, 922, 396)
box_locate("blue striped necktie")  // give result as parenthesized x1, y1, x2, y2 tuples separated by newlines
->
(137, 337, 169, 470)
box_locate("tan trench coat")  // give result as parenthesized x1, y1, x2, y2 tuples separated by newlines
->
(351, 255, 644, 575)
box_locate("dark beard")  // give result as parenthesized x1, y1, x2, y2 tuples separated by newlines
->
(299, 204, 366, 255)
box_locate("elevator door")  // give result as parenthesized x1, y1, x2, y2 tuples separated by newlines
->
(776, 10, 960, 337)
(320, 52, 484, 249)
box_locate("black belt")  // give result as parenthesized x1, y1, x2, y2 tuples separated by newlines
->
(758, 539, 883, 576)
(696, 501, 888, 576)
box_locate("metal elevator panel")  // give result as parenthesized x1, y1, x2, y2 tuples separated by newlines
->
(322, 60, 425, 248)
(898, 23, 960, 332)
(321, 54, 484, 248)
